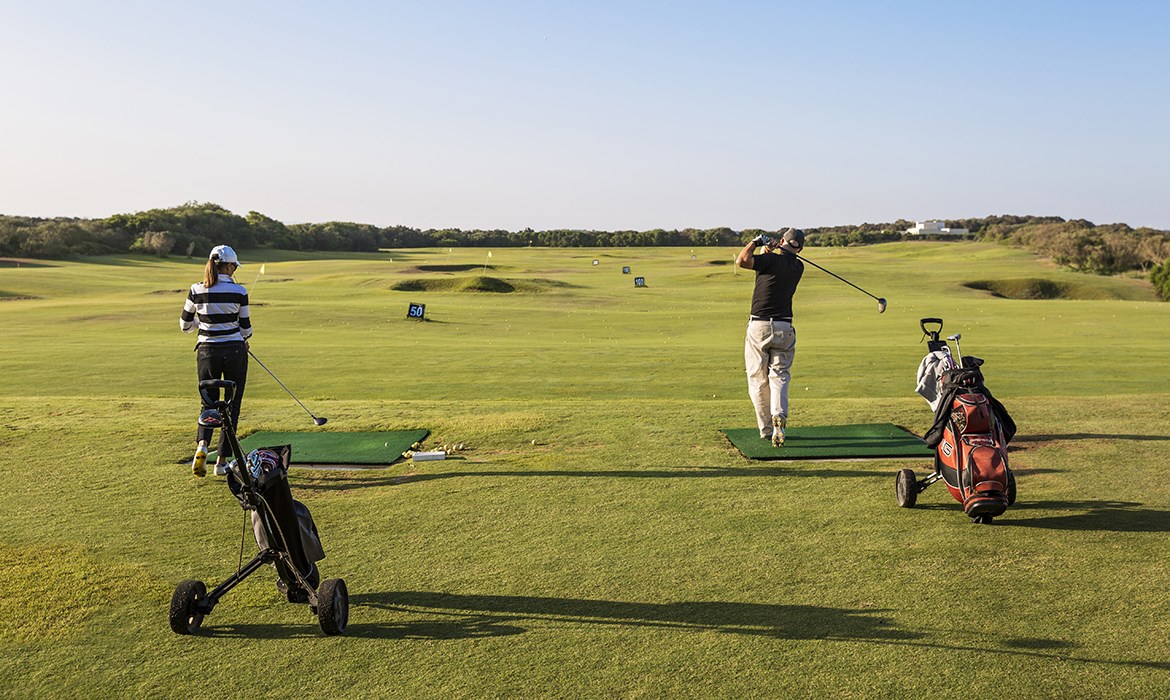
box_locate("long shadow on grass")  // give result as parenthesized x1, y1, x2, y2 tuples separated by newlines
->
(348, 592, 1170, 671)
(913, 499, 1170, 532)
(1013, 433, 1170, 443)
(202, 617, 526, 640)
(349, 591, 921, 642)
(294, 465, 885, 491)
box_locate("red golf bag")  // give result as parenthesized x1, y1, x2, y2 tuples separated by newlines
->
(931, 367, 1016, 519)
(897, 319, 1016, 524)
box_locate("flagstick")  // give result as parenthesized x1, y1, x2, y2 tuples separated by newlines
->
(482, 250, 492, 275)
(252, 264, 266, 294)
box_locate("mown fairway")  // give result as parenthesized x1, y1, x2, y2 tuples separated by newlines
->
(2, 242, 1168, 698)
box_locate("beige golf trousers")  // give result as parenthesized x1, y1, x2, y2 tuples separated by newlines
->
(745, 319, 796, 436)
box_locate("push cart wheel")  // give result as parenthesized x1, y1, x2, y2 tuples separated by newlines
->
(971, 515, 994, 525)
(1006, 469, 1017, 506)
(317, 578, 349, 636)
(169, 579, 207, 635)
(895, 468, 917, 508)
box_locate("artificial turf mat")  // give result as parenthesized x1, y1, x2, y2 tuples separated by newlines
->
(721, 423, 933, 460)
(210, 429, 429, 466)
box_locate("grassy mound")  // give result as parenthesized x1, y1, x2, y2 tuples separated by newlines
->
(391, 275, 574, 293)
(0, 259, 51, 268)
(965, 278, 1070, 299)
(0, 291, 39, 301)
(963, 277, 1143, 300)
(416, 264, 496, 272)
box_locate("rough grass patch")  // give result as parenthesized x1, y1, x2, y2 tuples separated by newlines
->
(0, 544, 143, 643)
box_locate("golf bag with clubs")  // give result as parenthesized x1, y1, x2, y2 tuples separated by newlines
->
(169, 379, 349, 635)
(896, 319, 1017, 523)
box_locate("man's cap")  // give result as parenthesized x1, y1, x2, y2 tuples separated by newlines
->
(210, 245, 241, 266)
(781, 228, 805, 248)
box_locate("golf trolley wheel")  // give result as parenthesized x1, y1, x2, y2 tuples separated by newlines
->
(1006, 469, 1017, 506)
(316, 578, 349, 636)
(971, 515, 994, 525)
(169, 579, 207, 635)
(895, 468, 918, 508)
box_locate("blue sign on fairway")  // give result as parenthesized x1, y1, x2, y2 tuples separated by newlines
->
(622, 266, 631, 274)
(407, 302, 426, 320)
(634, 277, 646, 287)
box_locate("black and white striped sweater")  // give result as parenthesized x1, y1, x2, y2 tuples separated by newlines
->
(179, 275, 252, 345)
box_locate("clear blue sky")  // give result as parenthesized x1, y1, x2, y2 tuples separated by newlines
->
(2, 1, 1167, 230)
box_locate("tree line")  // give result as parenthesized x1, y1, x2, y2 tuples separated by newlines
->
(2, 202, 1168, 299)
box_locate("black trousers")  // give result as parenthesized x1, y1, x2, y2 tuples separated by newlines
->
(196, 342, 248, 460)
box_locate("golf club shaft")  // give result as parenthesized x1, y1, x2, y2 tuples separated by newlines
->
(248, 350, 320, 421)
(794, 253, 882, 302)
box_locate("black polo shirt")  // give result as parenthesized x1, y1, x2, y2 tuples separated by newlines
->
(750, 252, 803, 318)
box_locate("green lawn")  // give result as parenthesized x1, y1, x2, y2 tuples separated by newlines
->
(2, 243, 1168, 698)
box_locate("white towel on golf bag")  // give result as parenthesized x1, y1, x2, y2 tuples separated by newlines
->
(916, 349, 957, 411)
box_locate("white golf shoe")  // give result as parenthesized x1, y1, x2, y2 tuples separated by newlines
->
(771, 416, 786, 447)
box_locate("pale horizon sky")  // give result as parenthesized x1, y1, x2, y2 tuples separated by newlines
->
(2, 1, 1167, 231)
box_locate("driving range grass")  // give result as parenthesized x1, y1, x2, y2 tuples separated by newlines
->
(1, 242, 1169, 698)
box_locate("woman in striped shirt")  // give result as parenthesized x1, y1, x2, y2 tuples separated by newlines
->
(180, 245, 252, 477)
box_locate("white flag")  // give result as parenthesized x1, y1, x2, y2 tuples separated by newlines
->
(488, 251, 493, 258)
(259, 264, 266, 274)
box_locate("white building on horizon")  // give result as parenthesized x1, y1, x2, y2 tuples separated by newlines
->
(906, 220, 969, 236)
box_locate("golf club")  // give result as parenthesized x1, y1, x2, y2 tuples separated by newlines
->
(793, 252, 887, 313)
(947, 333, 963, 363)
(248, 350, 327, 426)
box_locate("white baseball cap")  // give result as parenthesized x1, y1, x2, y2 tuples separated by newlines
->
(209, 245, 241, 266)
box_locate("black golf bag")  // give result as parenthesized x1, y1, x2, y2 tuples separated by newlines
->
(170, 379, 348, 636)
(226, 444, 326, 599)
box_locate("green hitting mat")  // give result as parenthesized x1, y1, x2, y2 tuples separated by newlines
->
(210, 430, 429, 466)
(721, 423, 933, 461)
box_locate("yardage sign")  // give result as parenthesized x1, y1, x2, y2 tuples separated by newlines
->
(634, 277, 646, 287)
(407, 302, 426, 320)
(622, 266, 631, 274)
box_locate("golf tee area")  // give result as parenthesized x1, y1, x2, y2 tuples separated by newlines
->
(2, 243, 1169, 698)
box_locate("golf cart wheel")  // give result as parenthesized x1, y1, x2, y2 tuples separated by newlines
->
(1006, 469, 1017, 506)
(895, 468, 917, 508)
(317, 578, 349, 636)
(169, 579, 207, 635)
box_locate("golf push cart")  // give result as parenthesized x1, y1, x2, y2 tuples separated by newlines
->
(169, 379, 349, 636)
(896, 318, 1017, 524)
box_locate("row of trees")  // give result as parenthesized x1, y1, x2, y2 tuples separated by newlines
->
(0, 203, 987, 259)
(2, 203, 1168, 298)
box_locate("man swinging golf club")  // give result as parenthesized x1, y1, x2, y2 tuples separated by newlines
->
(735, 228, 805, 446)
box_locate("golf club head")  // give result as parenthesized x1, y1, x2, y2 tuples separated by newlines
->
(877, 298, 887, 314)
(313, 417, 328, 426)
